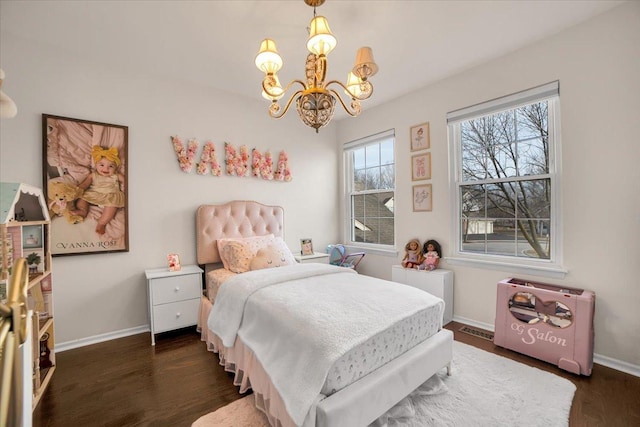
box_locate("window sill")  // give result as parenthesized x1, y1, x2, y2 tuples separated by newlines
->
(446, 256, 568, 279)
(343, 244, 399, 258)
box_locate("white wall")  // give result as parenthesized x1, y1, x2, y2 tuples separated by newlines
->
(0, 33, 340, 345)
(337, 2, 640, 367)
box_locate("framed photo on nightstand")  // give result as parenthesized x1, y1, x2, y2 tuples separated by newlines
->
(300, 238, 314, 256)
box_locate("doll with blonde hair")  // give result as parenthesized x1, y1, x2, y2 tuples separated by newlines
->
(402, 238, 424, 269)
(72, 146, 125, 235)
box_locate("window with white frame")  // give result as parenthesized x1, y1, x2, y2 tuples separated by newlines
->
(344, 130, 395, 247)
(447, 82, 563, 273)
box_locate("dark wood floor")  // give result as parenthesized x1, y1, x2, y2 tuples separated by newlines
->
(32, 321, 640, 427)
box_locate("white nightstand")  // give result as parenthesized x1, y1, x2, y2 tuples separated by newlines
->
(294, 252, 330, 264)
(145, 264, 203, 345)
(391, 265, 454, 325)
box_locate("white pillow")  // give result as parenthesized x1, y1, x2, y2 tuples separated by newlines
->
(269, 236, 297, 266)
(217, 234, 275, 273)
(249, 245, 290, 271)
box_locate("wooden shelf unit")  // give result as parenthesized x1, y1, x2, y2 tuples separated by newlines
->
(0, 183, 56, 410)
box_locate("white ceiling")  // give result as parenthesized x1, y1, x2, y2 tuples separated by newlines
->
(0, 1, 624, 116)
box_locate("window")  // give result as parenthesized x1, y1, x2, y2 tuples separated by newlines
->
(447, 82, 564, 275)
(344, 130, 395, 248)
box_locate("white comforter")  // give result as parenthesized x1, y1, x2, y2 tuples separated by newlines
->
(208, 263, 444, 426)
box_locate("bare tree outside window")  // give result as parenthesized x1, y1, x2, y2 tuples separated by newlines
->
(459, 101, 551, 259)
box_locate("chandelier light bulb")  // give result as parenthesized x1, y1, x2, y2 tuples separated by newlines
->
(255, 39, 283, 74)
(345, 72, 363, 98)
(307, 16, 337, 56)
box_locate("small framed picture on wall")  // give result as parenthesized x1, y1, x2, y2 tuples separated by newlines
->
(413, 184, 433, 212)
(410, 122, 430, 152)
(411, 152, 431, 181)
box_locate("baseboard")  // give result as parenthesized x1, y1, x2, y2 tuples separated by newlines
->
(58, 318, 640, 378)
(453, 315, 495, 332)
(56, 325, 149, 353)
(452, 315, 640, 378)
(593, 353, 640, 377)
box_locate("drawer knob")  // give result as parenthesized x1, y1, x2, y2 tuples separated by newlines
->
(174, 286, 180, 292)
(176, 312, 181, 318)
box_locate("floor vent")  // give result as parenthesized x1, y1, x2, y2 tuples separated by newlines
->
(459, 325, 494, 341)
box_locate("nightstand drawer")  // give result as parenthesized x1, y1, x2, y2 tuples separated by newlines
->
(151, 274, 201, 305)
(152, 299, 200, 333)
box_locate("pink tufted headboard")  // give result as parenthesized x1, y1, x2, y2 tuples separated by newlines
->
(196, 200, 284, 265)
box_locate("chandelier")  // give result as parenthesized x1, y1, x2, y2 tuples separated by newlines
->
(255, 0, 379, 133)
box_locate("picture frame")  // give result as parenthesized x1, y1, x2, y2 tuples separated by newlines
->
(22, 225, 43, 249)
(43, 114, 129, 256)
(413, 184, 433, 212)
(410, 122, 430, 152)
(411, 152, 431, 181)
(300, 238, 314, 256)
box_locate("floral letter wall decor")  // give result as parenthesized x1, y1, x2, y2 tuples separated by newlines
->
(170, 136, 291, 181)
(252, 149, 275, 180)
(196, 141, 221, 176)
(274, 151, 292, 182)
(225, 142, 250, 177)
(171, 136, 198, 172)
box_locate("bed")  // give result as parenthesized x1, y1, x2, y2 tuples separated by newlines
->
(196, 200, 453, 427)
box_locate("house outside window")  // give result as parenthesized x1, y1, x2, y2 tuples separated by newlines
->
(344, 130, 395, 248)
(447, 82, 565, 276)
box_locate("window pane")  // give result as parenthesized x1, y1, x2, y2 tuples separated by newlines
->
(517, 139, 547, 175)
(488, 219, 517, 256)
(364, 194, 380, 218)
(516, 102, 548, 141)
(381, 165, 394, 189)
(353, 169, 366, 191)
(461, 122, 488, 182)
(493, 143, 516, 178)
(460, 185, 486, 218)
(353, 148, 365, 170)
(365, 167, 380, 190)
(517, 179, 550, 219)
(486, 183, 516, 218)
(380, 140, 394, 165)
(350, 192, 395, 245)
(366, 144, 380, 167)
(361, 217, 377, 244)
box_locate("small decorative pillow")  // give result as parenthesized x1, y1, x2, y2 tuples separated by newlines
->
(269, 237, 297, 266)
(220, 241, 255, 273)
(217, 234, 275, 272)
(249, 245, 291, 271)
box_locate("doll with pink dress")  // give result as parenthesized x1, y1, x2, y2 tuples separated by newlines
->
(420, 239, 442, 271)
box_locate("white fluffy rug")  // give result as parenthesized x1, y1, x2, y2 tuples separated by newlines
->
(192, 341, 576, 427)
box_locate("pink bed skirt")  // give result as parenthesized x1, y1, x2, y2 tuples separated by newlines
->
(198, 296, 301, 427)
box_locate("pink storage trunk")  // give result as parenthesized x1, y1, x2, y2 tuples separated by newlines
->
(494, 278, 595, 375)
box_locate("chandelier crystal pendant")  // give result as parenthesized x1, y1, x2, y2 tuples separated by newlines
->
(255, 0, 379, 133)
